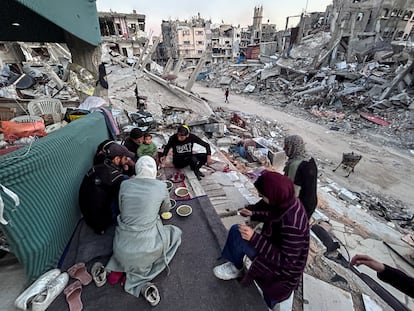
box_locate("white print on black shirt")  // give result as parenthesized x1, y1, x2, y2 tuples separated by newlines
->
(176, 143, 192, 154)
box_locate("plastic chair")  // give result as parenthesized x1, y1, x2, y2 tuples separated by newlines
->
(27, 98, 64, 116)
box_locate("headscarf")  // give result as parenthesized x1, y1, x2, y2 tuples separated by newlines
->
(284, 135, 306, 160)
(254, 170, 296, 210)
(135, 156, 157, 179)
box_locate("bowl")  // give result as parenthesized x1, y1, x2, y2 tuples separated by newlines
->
(161, 212, 172, 220)
(164, 180, 173, 192)
(170, 199, 176, 209)
(174, 187, 189, 197)
(176, 205, 192, 217)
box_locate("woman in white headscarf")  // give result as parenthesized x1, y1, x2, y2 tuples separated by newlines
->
(106, 156, 182, 305)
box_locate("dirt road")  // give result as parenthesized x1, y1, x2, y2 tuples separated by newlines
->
(192, 82, 414, 209)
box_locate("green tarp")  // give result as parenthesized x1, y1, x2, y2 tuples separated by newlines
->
(0, 112, 109, 281)
(11, 0, 101, 45)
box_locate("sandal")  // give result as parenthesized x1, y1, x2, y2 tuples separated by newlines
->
(91, 262, 107, 287)
(67, 263, 92, 286)
(141, 282, 160, 306)
(63, 281, 83, 311)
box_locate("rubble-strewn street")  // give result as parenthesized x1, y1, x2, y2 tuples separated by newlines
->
(1, 1, 414, 310)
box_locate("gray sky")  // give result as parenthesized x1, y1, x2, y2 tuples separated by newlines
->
(96, 0, 332, 35)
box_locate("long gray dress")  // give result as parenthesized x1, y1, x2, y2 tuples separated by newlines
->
(106, 177, 182, 297)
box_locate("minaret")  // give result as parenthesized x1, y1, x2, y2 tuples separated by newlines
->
(251, 6, 263, 44)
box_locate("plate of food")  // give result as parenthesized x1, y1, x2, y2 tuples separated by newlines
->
(174, 187, 189, 197)
(176, 205, 192, 217)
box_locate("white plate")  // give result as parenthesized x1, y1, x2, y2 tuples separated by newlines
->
(174, 187, 189, 197)
(176, 205, 192, 217)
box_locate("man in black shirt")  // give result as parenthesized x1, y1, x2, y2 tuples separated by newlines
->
(123, 128, 144, 155)
(160, 125, 212, 180)
(79, 143, 134, 234)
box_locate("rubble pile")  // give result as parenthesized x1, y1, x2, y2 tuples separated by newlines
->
(199, 32, 414, 151)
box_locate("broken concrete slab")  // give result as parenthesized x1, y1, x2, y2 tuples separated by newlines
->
(303, 273, 354, 311)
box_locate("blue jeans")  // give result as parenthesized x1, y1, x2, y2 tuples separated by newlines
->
(221, 224, 278, 309)
(221, 224, 256, 268)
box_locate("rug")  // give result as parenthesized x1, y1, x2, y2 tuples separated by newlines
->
(49, 195, 267, 311)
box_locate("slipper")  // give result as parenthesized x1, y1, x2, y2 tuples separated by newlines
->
(91, 262, 107, 287)
(67, 263, 92, 286)
(140, 282, 160, 306)
(108, 271, 125, 285)
(63, 281, 83, 311)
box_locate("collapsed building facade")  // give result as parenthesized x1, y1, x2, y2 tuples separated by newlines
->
(98, 10, 147, 58)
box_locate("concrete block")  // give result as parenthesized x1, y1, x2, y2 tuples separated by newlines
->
(403, 73, 413, 86)
(204, 123, 225, 134)
(216, 137, 233, 147)
(362, 294, 383, 311)
(338, 189, 358, 203)
(303, 273, 354, 311)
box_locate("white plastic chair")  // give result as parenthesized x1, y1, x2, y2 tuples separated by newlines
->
(27, 98, 64, 116)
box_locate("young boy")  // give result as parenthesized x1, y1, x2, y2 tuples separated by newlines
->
(137, 133, 158, 159)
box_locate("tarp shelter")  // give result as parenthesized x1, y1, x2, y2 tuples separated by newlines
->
(0, 0, 101, 46)
(0, 113, 109, 281)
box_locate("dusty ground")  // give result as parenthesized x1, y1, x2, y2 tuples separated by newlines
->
(188, 81, 414, 210)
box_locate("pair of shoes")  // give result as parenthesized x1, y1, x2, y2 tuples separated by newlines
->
(15, 269, 61, 310)
(213, 262, 243, 280)
(31, 273, 69, 311)
(91, 262, 107, 287)
(67, 262, 92, 286)
(141, 282, 160, 306)
(64, 280, 83, 311)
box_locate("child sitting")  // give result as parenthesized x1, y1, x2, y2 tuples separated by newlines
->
(137, 133, 158, 159)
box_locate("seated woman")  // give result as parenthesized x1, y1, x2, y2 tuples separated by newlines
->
(283, 135, 318, 218)
(213, 171, 310, 309)
(160, 125, 212, 180)
(106, 156, 182, 306)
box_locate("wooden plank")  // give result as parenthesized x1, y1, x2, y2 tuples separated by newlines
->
(360, 112, 390, 126)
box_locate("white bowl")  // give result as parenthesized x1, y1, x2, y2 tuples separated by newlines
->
(174, 187, 189, 197)
(176, 205, 192, 217)
(170, 199, 176, 209)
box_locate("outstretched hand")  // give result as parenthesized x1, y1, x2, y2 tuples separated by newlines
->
(350, 254, 385, 272)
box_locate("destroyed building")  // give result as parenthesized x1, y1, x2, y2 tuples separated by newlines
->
(210, 24, 241, 63)
(98, 10, 147, 58)
(328, 0, 414, 63)
(160, 14, 212, 66)
(1, 1, 414, 311)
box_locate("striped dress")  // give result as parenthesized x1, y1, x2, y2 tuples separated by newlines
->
(243, 198, 310, 302)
